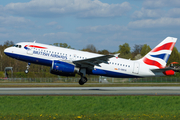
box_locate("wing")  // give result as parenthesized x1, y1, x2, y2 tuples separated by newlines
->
(73, 54, 119, 69)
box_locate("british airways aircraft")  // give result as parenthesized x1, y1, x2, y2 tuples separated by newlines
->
(4, 37, 177, 85)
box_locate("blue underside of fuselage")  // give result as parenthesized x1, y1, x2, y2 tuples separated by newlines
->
(5, 52, 140, 78)
(5, 52, 52, 66)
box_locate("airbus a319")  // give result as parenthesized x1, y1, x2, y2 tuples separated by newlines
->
(4, 37, 177, 85)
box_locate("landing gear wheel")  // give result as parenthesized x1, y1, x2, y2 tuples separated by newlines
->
(82, 77, 87, 83)
(79, 77, 88, 85)
(25, 69, 29, 74)
(79, 80, 84, 85)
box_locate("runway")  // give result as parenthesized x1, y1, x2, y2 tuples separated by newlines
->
(0, 87, 180, 95)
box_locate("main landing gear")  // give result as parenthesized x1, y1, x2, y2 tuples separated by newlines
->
(79, 76, 87, 85)
(25, 63, 31, 74)
(79, 68, 88, 85)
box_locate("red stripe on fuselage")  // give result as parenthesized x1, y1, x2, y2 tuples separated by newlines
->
(151, 42, 174, 52)
(25, 45, 47, 49)
(143, 57, 164, 68)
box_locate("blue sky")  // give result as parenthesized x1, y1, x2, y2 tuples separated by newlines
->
(0, 0, 180, 52)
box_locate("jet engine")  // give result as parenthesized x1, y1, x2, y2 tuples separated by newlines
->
(50, 60, 79, 76)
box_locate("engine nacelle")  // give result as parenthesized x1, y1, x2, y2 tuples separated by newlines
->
(163, 70, 175, 76)
(50, 60, 79, 76)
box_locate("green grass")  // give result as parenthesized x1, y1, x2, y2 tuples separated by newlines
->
(0, 96, 180, 119)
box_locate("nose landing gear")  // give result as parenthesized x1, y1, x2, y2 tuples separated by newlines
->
(25, 63, 31, 74)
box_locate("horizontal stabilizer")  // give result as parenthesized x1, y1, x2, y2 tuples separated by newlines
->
(151, 67, 175, 72)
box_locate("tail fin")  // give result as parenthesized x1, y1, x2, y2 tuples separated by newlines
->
(141, 37, 177, 69)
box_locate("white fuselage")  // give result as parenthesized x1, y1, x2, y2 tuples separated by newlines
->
(4, 42, 163, 78)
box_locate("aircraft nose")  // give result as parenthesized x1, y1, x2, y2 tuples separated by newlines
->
(4, 47, 11, 55)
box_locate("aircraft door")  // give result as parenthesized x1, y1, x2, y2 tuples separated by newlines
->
(133, 62, 140, 74)
(69, 54, 73, 61)
(27, 43, 34, 55)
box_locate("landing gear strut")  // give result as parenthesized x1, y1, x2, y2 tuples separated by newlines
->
(79, 68, 88, 85)
(25, 63, 31, 74)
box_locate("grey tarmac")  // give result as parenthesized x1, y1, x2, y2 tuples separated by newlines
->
(0, 87, 180, 95)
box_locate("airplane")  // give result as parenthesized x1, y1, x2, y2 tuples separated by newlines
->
(4, 37, 177, 85)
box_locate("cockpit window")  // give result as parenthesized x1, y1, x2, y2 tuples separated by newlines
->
(13, 44, 21, 48)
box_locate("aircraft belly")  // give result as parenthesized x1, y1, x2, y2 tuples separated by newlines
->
(93, 67, 140, 78)
(102, 69, 140, 78)
(6, 52, 52, 66)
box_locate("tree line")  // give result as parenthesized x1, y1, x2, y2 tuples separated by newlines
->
(0, 41, 179, 78)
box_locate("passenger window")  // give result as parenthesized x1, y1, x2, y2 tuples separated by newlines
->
(19, 45, 21, 48)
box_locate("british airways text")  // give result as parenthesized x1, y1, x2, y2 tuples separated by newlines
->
(33, 50, 67, 59)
